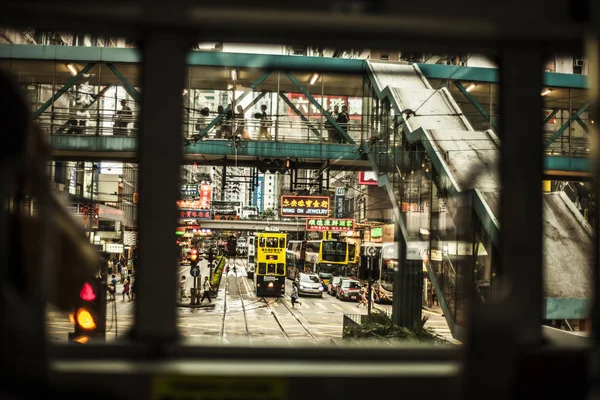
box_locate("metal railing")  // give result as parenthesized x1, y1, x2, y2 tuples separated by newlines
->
(37, 108, 367, 144)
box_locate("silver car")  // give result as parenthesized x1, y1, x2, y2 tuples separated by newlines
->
(295, 273, 325, 298)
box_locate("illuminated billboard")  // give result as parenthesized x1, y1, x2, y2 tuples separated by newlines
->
(280, 195, 330, 217)
(305, 218, 355, 232)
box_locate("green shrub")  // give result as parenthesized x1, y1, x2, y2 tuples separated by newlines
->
(211, 256, 226, 287)
(345, 309, 444, 343)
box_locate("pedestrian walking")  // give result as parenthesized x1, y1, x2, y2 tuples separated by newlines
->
(357, 285, 368, 308)
(179, 276, 188, 302)
(291, 284, 301, 307)
(122, 278, 131, 302)
(108, 274, 117, 301)
(200, 276, 213, 303)
(256, 105, 272, 140)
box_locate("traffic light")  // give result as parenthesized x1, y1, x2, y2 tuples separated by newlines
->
(68, 278, 106, 343)
(190, 248, 199, 266)
(258, 158, 292, 174)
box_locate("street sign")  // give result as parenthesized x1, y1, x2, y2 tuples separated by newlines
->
(190, 267, 200, 277)
(366, 246, 377, 257)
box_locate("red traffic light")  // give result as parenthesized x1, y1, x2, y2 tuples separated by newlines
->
(190, 248, 198, 261)
(80, 282, 97, 302)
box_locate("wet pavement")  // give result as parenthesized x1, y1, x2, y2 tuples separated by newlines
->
(46, 258, 456, 345)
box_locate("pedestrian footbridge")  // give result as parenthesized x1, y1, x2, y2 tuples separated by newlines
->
(366, 61, 592, 340)
(0, 44, 591, 176)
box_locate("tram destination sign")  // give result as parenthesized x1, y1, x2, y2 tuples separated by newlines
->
(280, 195, 330, 217)
(305, 218, 355, 231)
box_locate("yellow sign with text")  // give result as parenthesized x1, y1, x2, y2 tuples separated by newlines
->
(153, 376, 288, 400)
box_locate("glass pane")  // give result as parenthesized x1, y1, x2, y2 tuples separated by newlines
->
(14, 51, 143, 344)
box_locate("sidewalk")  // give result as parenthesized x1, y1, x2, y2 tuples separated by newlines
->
(176, 280, 219, 308)
(422, 304, 444, 315)
(106, 274, 134, 303)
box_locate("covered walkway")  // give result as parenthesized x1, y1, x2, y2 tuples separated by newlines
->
(0, 43, 592, 176)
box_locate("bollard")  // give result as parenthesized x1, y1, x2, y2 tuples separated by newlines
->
(190, 288, 197, 305)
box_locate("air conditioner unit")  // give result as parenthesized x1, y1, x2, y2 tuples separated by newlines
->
(574, 58, 584, 67)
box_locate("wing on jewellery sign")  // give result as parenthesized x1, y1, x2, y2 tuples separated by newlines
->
(305, 218, 355, 231)
(280, 195, 330, 217)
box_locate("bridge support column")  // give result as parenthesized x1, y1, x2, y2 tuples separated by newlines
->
(392, 229, 422, 328)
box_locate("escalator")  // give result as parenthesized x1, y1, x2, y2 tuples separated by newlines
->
(365, 61, 593, 341)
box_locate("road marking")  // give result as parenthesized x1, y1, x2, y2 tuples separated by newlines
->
(330, 303, 345, 312)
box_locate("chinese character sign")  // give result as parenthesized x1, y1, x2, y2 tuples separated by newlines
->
(199, 184, 211, 208)
(280, 195, 330, 217)
(177, 200, 206, 210)
(253, 176, 264, 213)
(305, 218, 355, 231)
(358, 171, 378, 185)
(181, 184, 199, 198)
(179, 209, 212, 220)
(335, 187, 345, 218)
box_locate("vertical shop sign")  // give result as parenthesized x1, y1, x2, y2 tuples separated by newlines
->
(253, 176, 264, 213)
(335, 187, 345, 218)
(199, 184, 211, 208)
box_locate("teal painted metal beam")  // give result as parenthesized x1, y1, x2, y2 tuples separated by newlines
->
(574, 115, 590, 133)
(1, 44, 590, 90)
(544, 155, 591, 173)
(543, 108, 560, 125)
(544, 102, 590, 149)
(186, 140, 359, 159)
(49, 135, 361, 160)
(542, 107, 589, 133)
(243, 91, 268, 113)
(33, 63, 95, 118)
(0, 44, 364, 73)
(0, 44, 141, 63)
(415, 62, 588, 89)
(278, 92, 321, 138)
(55, 85, 112, 134)
(187, 51, 365, 73)
(543, 298, 590, 319)
(284, 72, 356, 145)
(454, 82, 498, 130)
(106, 63, 141, 103)
(199, 71, 271, 138)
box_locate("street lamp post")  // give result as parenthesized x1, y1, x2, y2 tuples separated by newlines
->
(88, 163, 98, 244)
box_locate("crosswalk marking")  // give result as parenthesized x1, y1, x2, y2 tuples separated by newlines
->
(331, 304, 345, 312)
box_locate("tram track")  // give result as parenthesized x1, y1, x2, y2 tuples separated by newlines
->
(219, 257, 253, 344)
(276, 297, 321, 345)
(225, 257, 320, 345)
(234, 262, 252, 343)
(264, 299, 293, 344)
(218, 270, 228, 343)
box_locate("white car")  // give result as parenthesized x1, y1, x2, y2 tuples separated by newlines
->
(295, 273, 325, 298)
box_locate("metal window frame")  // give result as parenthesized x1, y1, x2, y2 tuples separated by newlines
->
(0, 3, 598, 399)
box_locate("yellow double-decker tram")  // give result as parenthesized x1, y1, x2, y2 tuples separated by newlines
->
(255, 232, 287, 297)
(304, 240, 356, 287)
